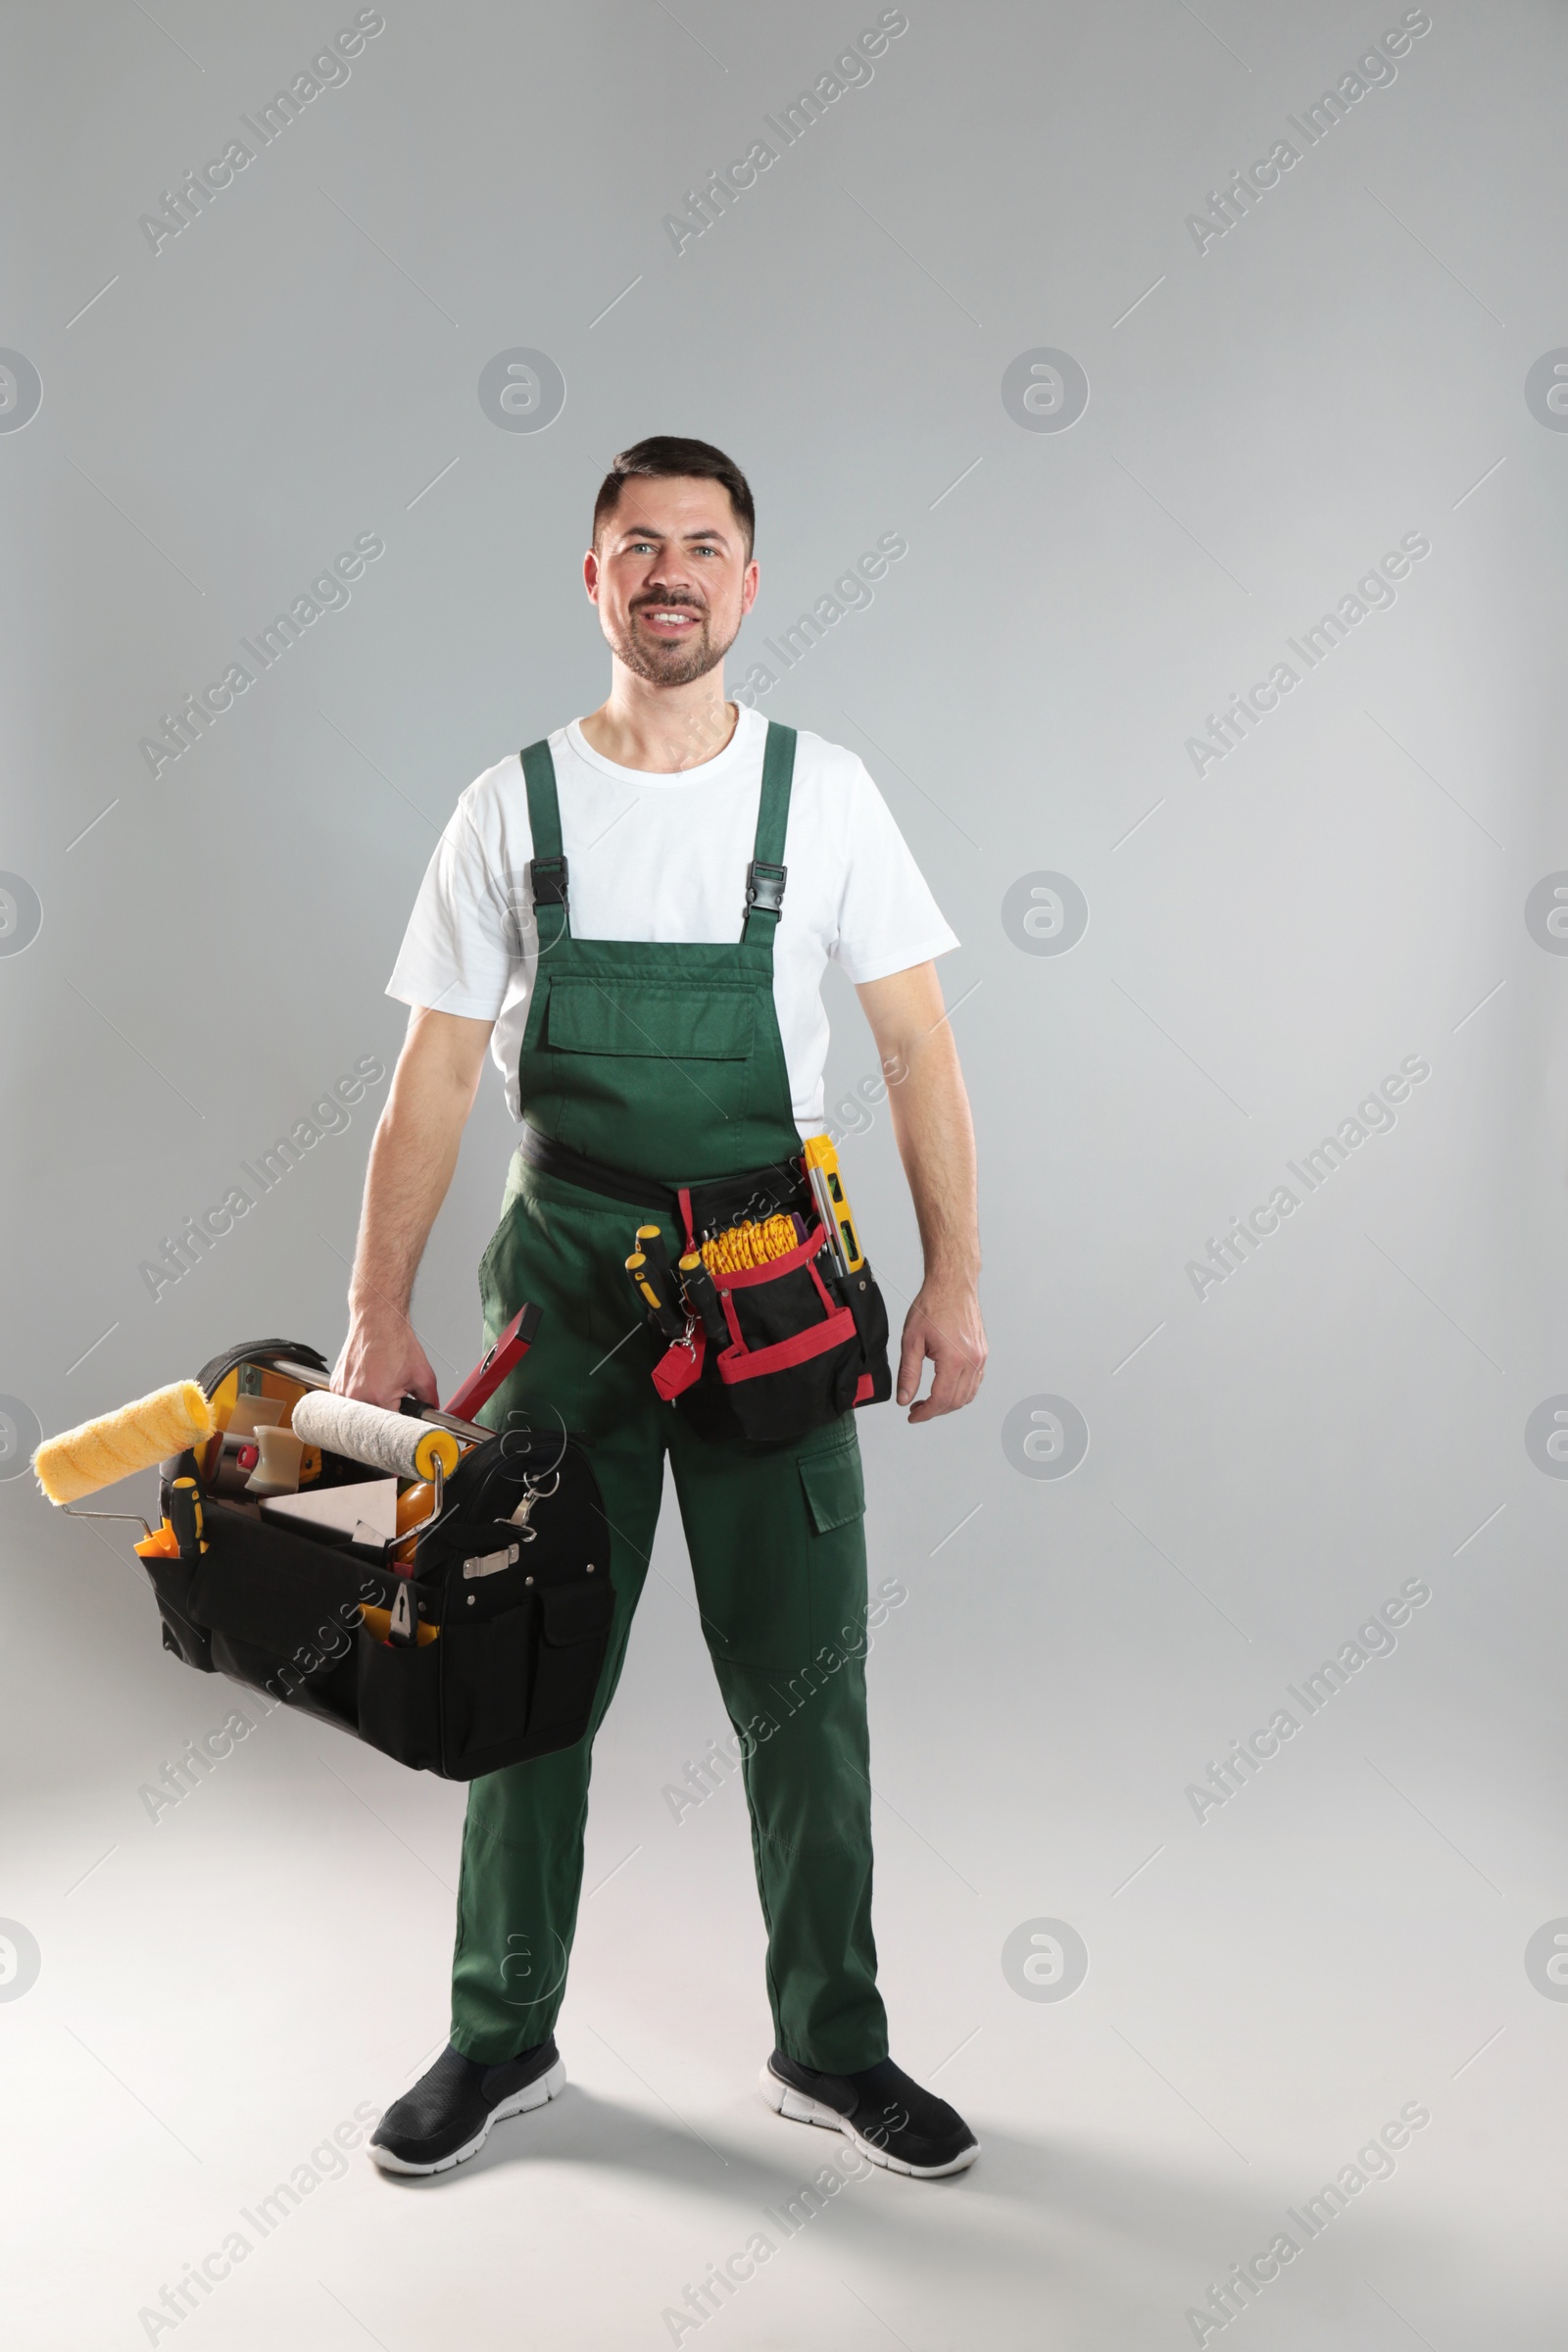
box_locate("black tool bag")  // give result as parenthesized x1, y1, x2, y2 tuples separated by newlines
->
(141, 1341, 612, 1781)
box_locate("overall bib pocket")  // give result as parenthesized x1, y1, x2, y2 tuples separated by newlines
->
(544, 980, 756, 1061)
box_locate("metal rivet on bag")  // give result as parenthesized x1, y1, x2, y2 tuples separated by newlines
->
(467, 1593, 475, 1606)
(586, 1563, 595, 1573)
(525, 1575, 534, 1586)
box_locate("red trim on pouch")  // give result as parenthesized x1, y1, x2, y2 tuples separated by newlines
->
(715, 1221, 831, 1287)
(716, 1305, 858, 1382)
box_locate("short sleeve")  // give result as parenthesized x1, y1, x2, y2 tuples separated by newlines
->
(385, 790, 523, 1020)
(830, 761, 960, 984)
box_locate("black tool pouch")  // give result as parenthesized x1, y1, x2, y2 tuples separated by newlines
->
(653, 1227, 893, 1446)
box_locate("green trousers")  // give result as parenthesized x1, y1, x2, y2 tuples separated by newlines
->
(448, 1156, 890, 2073)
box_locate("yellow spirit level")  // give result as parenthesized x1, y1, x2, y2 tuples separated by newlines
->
(802, 1134, 864, 1276)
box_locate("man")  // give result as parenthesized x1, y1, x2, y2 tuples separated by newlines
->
(335, 435, 987, 2180)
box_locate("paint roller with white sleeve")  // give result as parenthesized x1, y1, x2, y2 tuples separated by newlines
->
(289, 1391, 463, 1483)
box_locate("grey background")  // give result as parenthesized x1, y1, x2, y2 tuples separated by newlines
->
(3, 2, 1566, 2345)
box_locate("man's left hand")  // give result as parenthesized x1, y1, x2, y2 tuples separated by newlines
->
(897, 1279, 987, 1422)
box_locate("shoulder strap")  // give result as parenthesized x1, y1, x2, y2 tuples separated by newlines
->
(520, 739, 569, 949)
(742, 721, 796, 946)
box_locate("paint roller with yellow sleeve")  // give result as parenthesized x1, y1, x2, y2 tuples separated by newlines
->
(31, 1381, 218, 1506)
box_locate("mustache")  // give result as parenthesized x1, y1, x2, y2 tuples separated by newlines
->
(632, 592, 707, 614)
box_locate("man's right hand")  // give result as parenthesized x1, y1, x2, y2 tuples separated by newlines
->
(331, 1298, 440, 1411)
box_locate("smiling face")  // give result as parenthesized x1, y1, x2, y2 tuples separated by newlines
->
(585, 473, 759, 689)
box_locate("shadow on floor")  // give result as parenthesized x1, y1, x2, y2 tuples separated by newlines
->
(369, 2079, 1472, 2340)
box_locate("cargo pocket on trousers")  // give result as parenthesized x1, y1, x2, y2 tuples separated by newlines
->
(799, 1441, 865, 1534)
(798, 1437, 869, 1661)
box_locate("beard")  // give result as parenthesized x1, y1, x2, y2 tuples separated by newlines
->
(607, 596, 739, 687)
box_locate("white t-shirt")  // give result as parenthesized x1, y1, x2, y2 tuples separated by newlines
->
(386, 705, 958, 1129)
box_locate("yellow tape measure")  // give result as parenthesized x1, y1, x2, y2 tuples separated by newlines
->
(700, 1214, 800, 1277)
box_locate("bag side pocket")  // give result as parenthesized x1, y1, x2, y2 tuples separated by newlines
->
(142, 1556, 216, 1672)
(438, 1596, 540, 1777)
(358, 1629, 443, 1773)
(514, 1577, 615, 1759)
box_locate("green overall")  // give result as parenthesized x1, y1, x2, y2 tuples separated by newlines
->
(448, 722, 889, 2074)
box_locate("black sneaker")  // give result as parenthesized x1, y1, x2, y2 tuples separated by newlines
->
(368, 2037, 565, 2176)
(760, 2050, 979, 2178)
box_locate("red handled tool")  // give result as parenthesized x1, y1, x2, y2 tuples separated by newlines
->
(443, 1302, 542, 1419)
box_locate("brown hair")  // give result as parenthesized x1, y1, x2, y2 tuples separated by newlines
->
(592, 435, 756, 559)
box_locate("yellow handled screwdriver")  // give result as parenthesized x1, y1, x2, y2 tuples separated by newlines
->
(638, 1222, 703, 1336)
(169, 1474, 206, 1560)
(679, 1250, 730, 1346)
(625, 1250, 686, 1342)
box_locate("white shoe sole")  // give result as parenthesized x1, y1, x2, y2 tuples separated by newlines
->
(759, 2063, 979, 2179)
(368, 2056, 567, 2176)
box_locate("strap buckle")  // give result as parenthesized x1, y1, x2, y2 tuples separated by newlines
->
(530, 855, 569, 907)
(745, 859, 786, 916)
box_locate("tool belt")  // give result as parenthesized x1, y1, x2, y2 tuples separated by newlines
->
(520, 1127, 894, 1445)
(139, 1339, 612, 1781)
